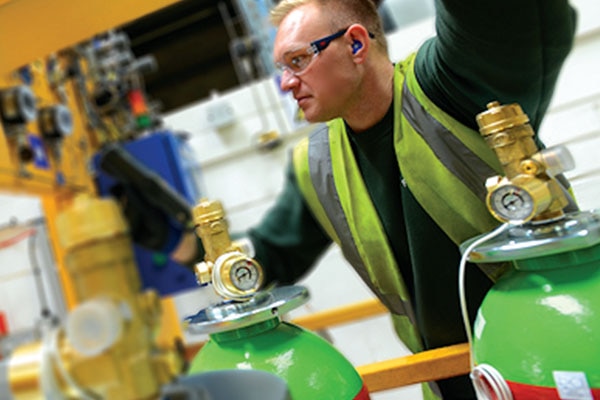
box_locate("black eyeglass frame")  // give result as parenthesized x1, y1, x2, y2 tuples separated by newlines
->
(310, 27, 375, 55)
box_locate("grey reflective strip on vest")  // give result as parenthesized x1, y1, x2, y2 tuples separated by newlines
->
(402, 82, 496, 202)
(307, 126, 415, 321)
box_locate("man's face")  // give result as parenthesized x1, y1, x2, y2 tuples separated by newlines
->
(273, 4, 358, 122)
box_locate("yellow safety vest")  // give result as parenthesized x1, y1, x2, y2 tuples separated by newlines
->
(293, 54, 503, 399)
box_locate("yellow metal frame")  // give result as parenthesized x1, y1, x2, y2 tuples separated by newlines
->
(292, 298, 388, 331)
(0, 0, 184, 351)
(356, 343, 470, 392)
(0, 0, 181, 76)
(1, 55, 98, 307)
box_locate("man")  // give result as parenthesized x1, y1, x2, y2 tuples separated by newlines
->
(185, 0, 577, 398)
(258, 0, 577, 398)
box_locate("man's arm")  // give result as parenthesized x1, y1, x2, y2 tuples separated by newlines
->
(248, 162, 333, 285)
(415, 0, 577, 130)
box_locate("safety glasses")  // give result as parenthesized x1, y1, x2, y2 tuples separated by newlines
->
(275, 27, 374, 76)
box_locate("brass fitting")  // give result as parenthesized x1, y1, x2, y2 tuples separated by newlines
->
(477, 102, 571, 223)
(193, 198, 232, 263)
(477, 102, 539, 179)
(193, 198, 264, 300)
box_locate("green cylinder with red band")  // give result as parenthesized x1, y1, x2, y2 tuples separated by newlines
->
(465, 211, 600, 399)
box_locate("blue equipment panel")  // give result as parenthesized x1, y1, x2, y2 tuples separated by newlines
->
(94, 132, 203, 296)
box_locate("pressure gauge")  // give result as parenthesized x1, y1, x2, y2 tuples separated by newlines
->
(227, 259, 258, 291)
(39, 105, 73, 139)
(487, 184, 536, 223)
(213, 252, 264, 300)
(0, 86, 37, 124)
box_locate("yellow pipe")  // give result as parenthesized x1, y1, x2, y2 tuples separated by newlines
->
(156, 296, 185, 349)
(41, 193, 79, 309)
(291, 298, 388, 331)
(356, 343, 471, 392)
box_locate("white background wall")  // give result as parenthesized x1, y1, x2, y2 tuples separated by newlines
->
(0, 1, 598, 398)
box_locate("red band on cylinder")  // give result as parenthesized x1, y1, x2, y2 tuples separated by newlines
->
(354, 383, 371, 400)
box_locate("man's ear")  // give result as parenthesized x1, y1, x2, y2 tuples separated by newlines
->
(346, 24, 370, 60)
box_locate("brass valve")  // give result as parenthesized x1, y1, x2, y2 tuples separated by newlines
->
(476, 101, 572, 223)
(193, 198, 264, 300)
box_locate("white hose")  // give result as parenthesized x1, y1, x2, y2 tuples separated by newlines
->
(458, 223, 511, 369)
(472, 364, 514, 400)
(458, 223, 514, 400)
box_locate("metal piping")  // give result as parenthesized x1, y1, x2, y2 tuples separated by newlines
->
(0, 359, 14, 400)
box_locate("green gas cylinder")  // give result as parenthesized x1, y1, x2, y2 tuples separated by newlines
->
(463, 210, 600, 399)
(185, 286, 370, 400)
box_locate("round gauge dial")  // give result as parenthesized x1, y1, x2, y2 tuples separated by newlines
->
(213, 252, 264, 300)
(488, 184, 536, 223)
(229, 259, 262, 291)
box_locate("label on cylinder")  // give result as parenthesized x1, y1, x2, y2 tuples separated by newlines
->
(553, 371, 593, 400)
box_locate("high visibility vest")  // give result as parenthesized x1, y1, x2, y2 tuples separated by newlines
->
(292, 53, 505, 354)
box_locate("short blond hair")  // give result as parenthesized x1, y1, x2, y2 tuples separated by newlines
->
(270, 0, 388, 54)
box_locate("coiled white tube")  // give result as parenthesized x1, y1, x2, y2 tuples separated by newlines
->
(472, 364, 513, 400)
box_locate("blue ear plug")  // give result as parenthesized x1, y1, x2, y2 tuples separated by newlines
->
(352, 40, 363, 54)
